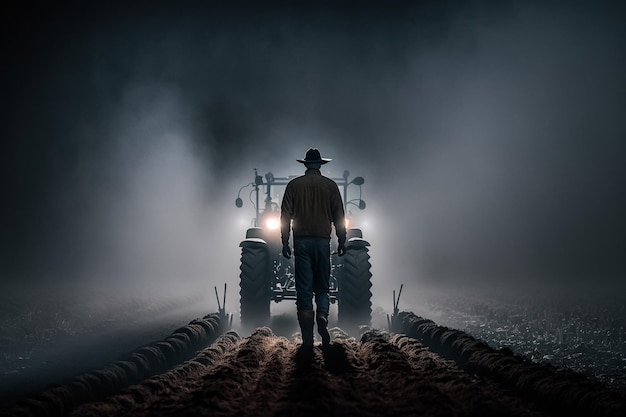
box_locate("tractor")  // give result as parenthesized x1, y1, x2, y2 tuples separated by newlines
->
(235, 168, 372, 330)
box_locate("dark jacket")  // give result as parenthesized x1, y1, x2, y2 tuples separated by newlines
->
(280, 168, 346, 245)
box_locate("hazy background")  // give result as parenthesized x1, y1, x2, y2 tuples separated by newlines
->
(1, 0, 625, 317)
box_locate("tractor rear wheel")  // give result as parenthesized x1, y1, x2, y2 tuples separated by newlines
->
(239, 242, 271, 329)
(338, 240, 372, 330)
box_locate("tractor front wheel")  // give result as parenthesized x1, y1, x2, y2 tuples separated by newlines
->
(239, 242, 271, 329)
(338, 239, 372, 330)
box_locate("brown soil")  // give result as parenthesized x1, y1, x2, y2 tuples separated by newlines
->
(68, 328, 554, 417)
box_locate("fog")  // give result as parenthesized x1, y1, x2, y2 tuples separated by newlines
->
(1, 1, 625, 322)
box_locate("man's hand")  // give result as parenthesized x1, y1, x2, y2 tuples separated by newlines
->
(282, 244, 292, 259)
(337, 243, 346, 257)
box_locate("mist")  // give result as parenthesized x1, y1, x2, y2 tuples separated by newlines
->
(1, 0, 625, 320)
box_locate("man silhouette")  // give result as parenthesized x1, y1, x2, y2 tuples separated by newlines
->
(280, 148, 346, 348)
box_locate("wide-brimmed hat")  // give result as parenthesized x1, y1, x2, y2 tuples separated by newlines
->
(297, 148, 332, 164)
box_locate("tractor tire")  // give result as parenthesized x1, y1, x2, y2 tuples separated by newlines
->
(338, 240, 372, 330)
(239, 242, 271, 329)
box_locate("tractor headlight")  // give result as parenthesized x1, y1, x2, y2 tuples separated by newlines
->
(264, 215, 281, 231)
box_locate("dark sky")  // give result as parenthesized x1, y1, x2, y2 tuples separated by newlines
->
(1, 1, 625, 294)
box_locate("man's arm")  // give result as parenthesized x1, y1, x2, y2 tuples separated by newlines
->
(330, 183, 347, 248)
(280, 183, 294, 247)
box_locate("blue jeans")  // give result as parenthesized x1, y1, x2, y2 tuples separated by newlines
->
(294, 237, 331, 314)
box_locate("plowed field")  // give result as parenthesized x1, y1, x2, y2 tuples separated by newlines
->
(2, 288, 626, 417)
(60, 327, 602, 417)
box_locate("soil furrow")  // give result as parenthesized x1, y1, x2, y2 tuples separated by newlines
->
(242, 333, 293, 414)
(390, 333, 548, 416)
(68, 331, 239, 417)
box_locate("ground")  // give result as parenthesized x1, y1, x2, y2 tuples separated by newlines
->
(67, 328, 552, 417)
(2, 287, 625, 417)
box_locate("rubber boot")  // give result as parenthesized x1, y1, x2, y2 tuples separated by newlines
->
(316, 312, 331, 347)
(297, 310, 315, 348)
